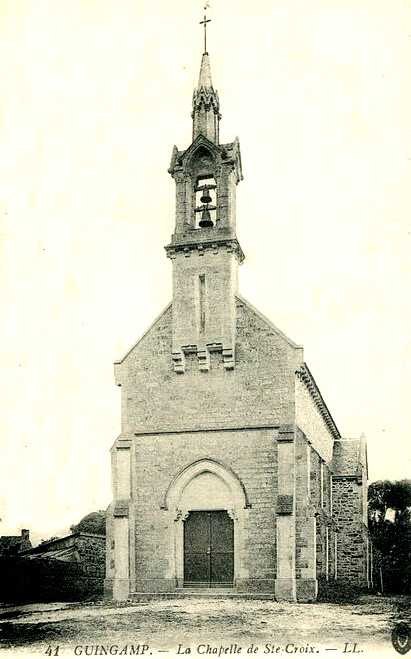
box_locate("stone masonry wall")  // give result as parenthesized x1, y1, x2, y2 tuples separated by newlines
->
(109, 297, 305, 595)
(295, 371, 336, 591)
(76, 534, 106, 578)
(294, 431, 314, 588)
(295, 431, 335, 590)
(332, 478, 368, 585)
(131, 428, 278, 591)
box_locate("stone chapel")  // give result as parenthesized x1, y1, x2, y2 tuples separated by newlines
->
(105, 47, 371, 602)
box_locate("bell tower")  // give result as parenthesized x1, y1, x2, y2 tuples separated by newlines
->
(165, 40, 244, 374)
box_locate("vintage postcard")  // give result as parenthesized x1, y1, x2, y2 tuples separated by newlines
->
(0, 1, 408, 658)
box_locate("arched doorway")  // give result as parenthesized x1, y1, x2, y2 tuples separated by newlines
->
(163, 459, 249, 588)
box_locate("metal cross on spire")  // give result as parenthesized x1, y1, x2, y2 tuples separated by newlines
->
(199, 5, 211, 53)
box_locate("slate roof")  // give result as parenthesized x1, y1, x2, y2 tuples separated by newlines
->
(23, 545, 78, 562)
(20, 532, 105, 560)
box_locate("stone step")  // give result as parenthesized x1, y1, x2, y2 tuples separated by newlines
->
(129, 590, 276, 601)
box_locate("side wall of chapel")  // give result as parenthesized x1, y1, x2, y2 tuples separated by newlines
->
(294, 376, 337, 599)
(332, 474, 369, 587)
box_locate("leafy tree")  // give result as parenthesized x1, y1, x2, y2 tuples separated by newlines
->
(70, 510, 106, 536)
(368, 480, 411, 594)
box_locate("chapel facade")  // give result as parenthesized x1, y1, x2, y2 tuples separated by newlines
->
(104, 48, 371, 602)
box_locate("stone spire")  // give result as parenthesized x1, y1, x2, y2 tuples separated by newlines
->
(192, 52, 221, 144)
(198, 51, 213, 87)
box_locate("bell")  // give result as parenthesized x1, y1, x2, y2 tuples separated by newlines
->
(199, 209, 213, 228)
(200, 187, 212, 204)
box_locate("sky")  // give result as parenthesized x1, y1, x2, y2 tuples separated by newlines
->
(0, 0, 408, 545)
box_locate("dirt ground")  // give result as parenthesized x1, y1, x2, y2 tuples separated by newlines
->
(0, 595, 409, 659)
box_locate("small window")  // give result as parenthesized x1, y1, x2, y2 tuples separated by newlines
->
(325, 526, 329, 581)
(334, 534, 338, 580)
(329, 472, 333, 514)
(199, 274, 206, 333)
(307, 444, 311, 497)
(320, 461, 324, 508)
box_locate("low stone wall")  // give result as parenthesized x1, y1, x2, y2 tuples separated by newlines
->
(0, 556, 104, 603)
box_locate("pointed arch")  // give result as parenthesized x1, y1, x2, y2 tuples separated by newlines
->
(181, 134, 221, 168)
(162, 457, 251, 511)
(188, 144, 217, 178)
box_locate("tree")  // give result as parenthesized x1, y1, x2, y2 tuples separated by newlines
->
(368, 480, 411, 594)
(70, 510, 106, 536)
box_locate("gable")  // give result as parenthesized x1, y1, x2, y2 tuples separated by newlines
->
(169, 134, 243, 184)
(169, 134, 222, 175)
(181, 134, 222, 166)
(115, 297, 305, 435)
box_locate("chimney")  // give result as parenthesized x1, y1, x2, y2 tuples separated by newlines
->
(21, 529, 30, 540)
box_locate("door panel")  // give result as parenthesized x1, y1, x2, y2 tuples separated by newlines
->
(184, 511, 210, 585)
(184, 511, 234, 587)
(210, 511, 234, 586)
(210, 551, 234, 585)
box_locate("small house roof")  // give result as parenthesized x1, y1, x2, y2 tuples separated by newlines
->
(0, 536, 23, 550)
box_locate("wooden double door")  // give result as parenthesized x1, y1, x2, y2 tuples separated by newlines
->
(183, 510, 234, 587)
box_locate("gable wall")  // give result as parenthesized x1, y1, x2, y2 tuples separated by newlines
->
(116, 300, 300, 436)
